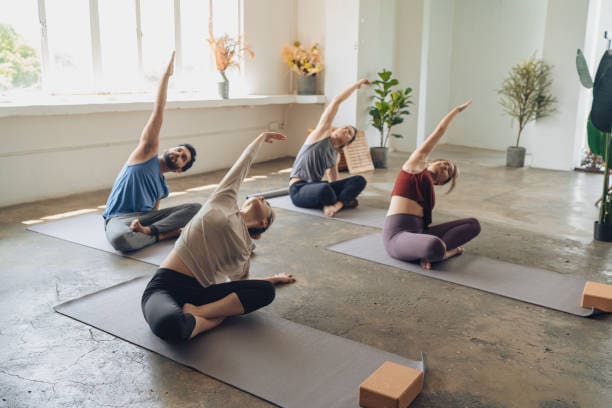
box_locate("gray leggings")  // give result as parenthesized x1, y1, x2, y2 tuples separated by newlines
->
(383, 213, 480, 263)
(105, 203, 201, 252)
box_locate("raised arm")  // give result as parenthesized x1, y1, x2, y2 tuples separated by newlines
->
(127, 52, 175, 165)
(306, 79, 370, 144)
(404, 100, 471, 171)
(210, 132, 287, 206)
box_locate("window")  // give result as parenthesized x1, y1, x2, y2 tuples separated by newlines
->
(98, 0, 139, 92)
(45, 0, 94, 93)
(0, 0, 42, 96)
(0, 0, 241, 99)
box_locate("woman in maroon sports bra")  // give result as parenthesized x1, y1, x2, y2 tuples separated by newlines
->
(383, 100, 480, 270)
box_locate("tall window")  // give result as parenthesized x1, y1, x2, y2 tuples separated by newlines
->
(0, 0, 241, 99)
(98, 0, 139, 93)
(0, 0, 42, 96)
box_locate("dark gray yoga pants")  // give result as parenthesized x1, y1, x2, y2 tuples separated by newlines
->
(105, 203, 201, 252)
(383, 213, 481, 263)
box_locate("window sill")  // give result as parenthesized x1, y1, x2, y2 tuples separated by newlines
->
(0, 94, 326, 118)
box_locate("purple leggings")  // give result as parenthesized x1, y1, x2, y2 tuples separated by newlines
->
(383, 214, 481, 263)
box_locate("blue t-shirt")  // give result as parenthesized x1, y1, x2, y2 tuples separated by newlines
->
(103, 156, 169, 219)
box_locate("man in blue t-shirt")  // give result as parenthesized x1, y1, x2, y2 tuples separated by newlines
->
(103, 52, 201, 252)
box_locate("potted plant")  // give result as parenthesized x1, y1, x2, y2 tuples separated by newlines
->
(576, 47, 612, 242)
(368, 69, 413, 168)
(282, 41, 323, 95)
(498, 55, 557, 167)
(208, 0, 253, 99)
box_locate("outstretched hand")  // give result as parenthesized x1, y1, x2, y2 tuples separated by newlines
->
(261, 132, 287, 143)
(265, 273, 296, 285)
(165, 51, 175, 77)
(356, 78, 371, 88)
(455, 100, 472, 113)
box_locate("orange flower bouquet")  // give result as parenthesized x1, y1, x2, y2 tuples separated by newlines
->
(282, 41, 323, 77)
(208, 34, 254, 82)
(207, 0, 253, 98)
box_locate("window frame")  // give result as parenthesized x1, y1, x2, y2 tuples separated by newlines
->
(27, 0, 242, 96)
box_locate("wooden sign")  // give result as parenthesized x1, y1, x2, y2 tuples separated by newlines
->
(342, 130, 374, 174)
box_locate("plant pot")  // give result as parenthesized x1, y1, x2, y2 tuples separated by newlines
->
(297, 75, 317, 95)
(506, 146, 526, 167)
(370, 147, 389, 169)
(218, 80, 229, 99)
(594, 221, 612, 242)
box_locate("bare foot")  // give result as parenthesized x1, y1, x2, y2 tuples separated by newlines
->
(130, 219, 152, 235)
(420, 259, 432, 270)
(323, 202, 343, 217)
(182, 303, 199, 316)
(443, 246, 464, 260)
(265, 273, 296, 285)
(182, 303, 226, 333)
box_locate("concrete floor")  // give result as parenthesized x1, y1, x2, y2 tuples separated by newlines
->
(0, 145, 610, 408)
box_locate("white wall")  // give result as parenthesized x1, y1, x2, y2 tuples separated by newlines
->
(357, 0, 397, 147)
(422, 0, 455, 143)
(391, 0, 425, 152)
(446, 0, 548, 152)
(0, 105, 294, 207)
(532, 0, 588, 170)
(297, 0, 326, 94)
(243, 0, 295, 95)
(324, 0, 360, 126)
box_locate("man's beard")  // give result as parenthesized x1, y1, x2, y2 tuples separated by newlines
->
(163, 151, 180, 171)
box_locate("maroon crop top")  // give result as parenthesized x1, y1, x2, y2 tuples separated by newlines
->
(391, 169, 436, 226)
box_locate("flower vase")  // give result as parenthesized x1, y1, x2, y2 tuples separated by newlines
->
(218, 71, 229, 99)
(297, 75, 317, 95)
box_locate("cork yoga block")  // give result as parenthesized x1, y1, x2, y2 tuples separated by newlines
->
(359, 361, 424, 408)
(581, 281, 612, 312)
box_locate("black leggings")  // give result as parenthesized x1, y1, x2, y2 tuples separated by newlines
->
(289, 175, 367, 209)
(141, 268, 275, 342)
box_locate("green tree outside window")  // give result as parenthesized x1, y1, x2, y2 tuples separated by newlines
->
(0, 23, 41, 90)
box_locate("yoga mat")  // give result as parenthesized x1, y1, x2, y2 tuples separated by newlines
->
(55, 276, 425, 408)
(246, 187, 289, 199)
(27, 213, 172, 266)
(267, 195, 386, 229)
(328, 233, 596, 317)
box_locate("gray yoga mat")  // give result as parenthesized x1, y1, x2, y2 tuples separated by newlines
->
(55, 276, 425, 408)
(267, 195, 386, 229)
(27, 213, 172, 265)
(328, 233, 596, 317)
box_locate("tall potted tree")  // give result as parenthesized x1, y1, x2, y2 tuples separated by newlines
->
(368, 69, 413, 168)
(498, 55, 557, 167)
(576, 47, 612, 242)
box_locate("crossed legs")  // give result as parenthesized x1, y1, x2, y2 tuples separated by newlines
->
(383, 214, 481, 269)
(105, 203, 201, 252)
(141, 268, 276, 342)
(289, 175, 367, 216)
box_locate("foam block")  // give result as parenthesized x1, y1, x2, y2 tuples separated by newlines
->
(581, 281, 612, 312)
(359, 361, 424, 408)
